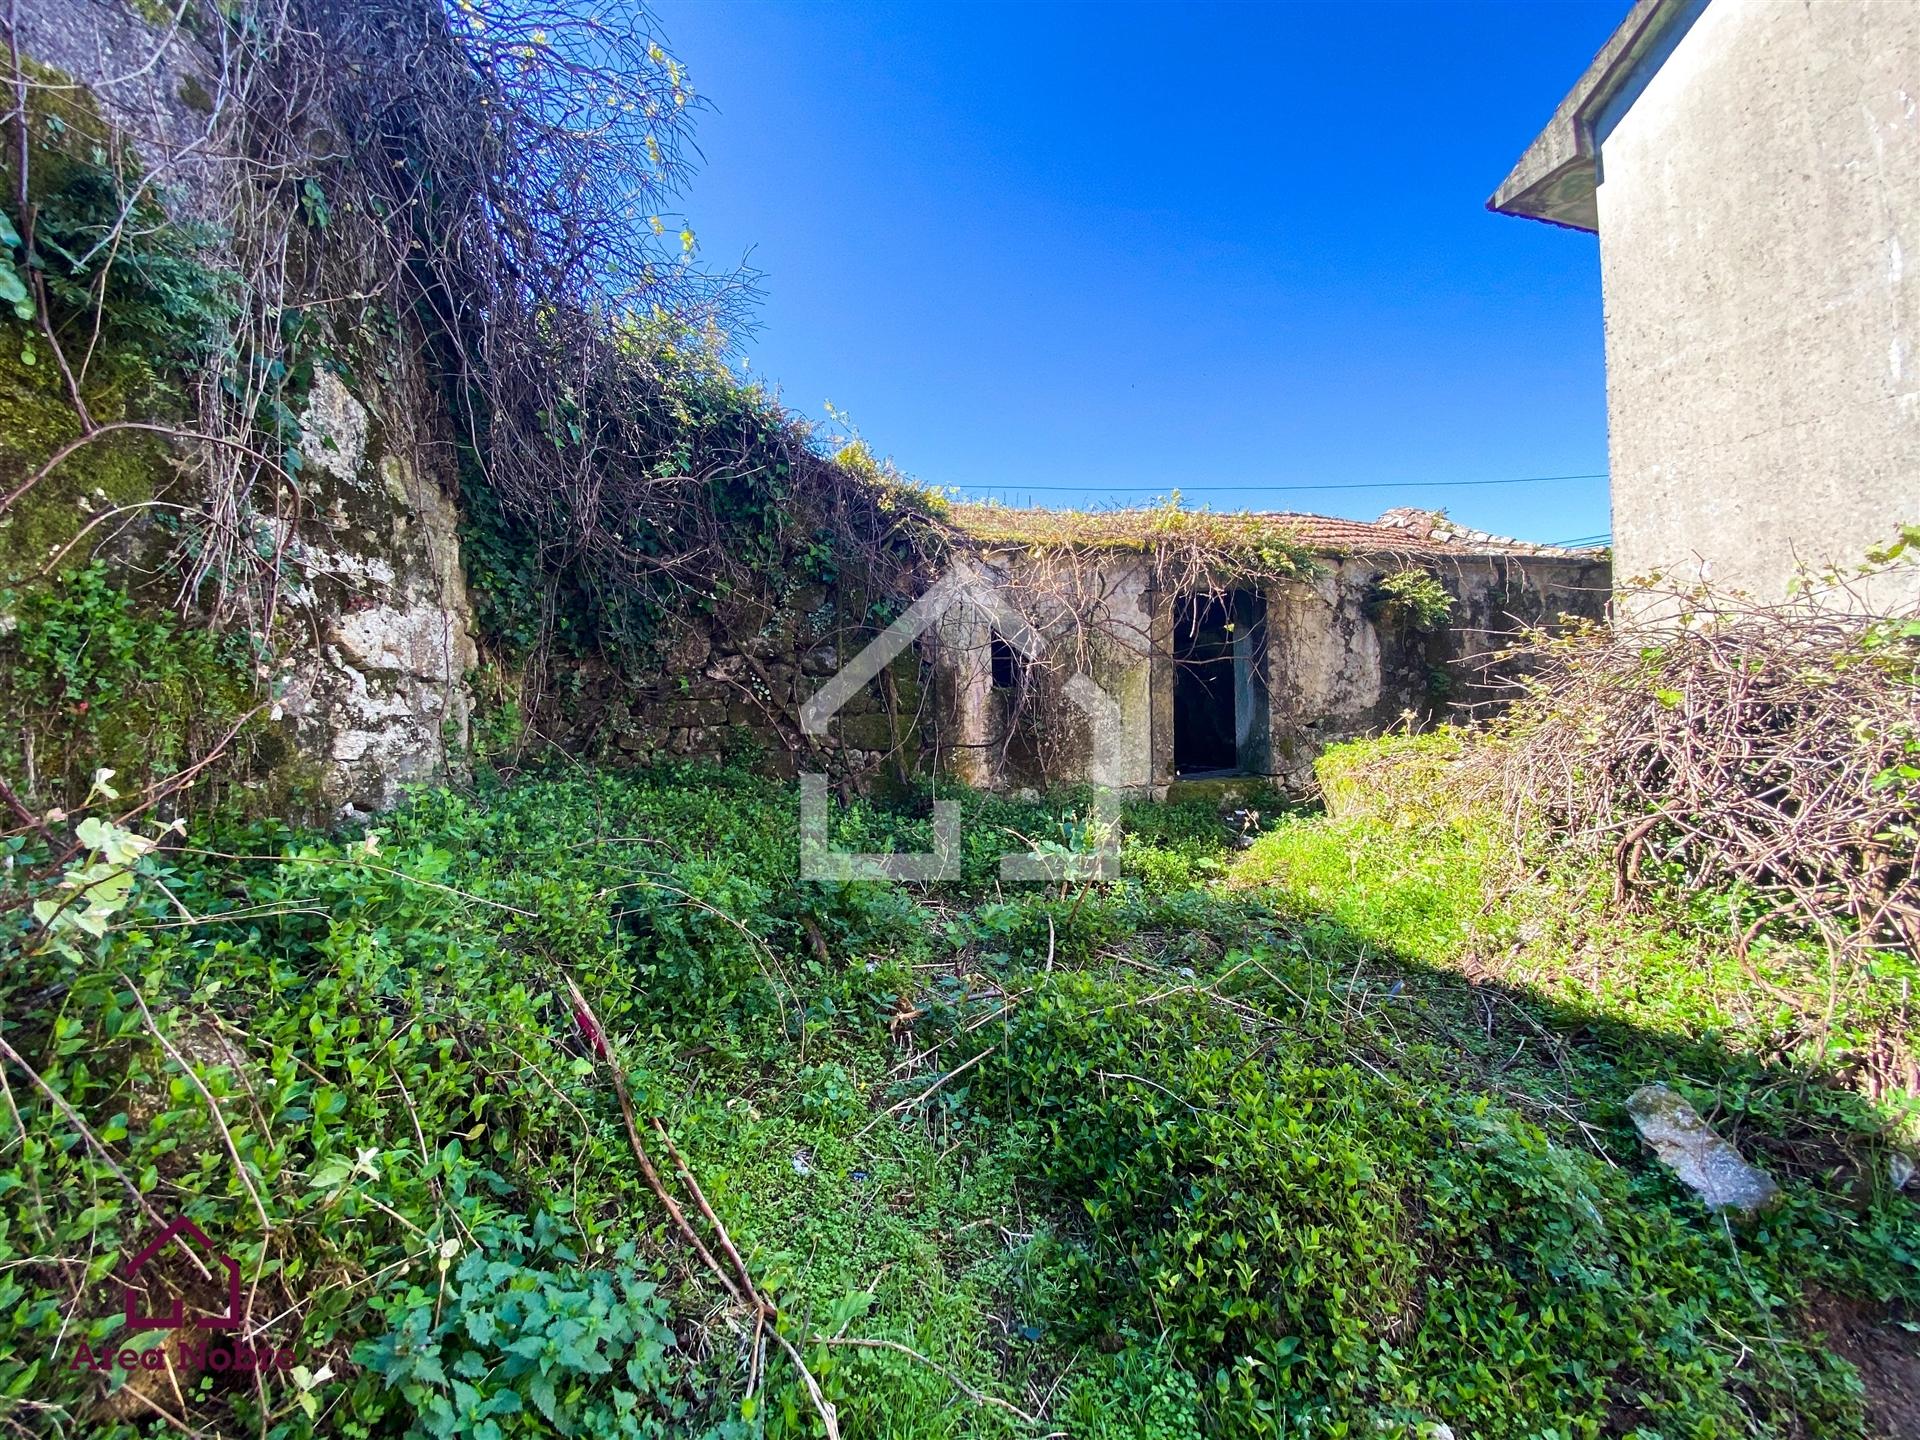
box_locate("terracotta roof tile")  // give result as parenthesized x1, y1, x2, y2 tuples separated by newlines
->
(948, 504, 1602, 559)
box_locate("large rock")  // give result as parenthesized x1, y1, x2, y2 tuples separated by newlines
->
(277, 374, 478, 817)
(1626, 1083, 1779, 1214)
(667, 623, 713, 671)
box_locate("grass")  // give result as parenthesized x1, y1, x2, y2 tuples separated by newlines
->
(0, 749, 1914, 1438)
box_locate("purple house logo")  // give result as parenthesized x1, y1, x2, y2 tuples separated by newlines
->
(120, 1216, 242, 1331)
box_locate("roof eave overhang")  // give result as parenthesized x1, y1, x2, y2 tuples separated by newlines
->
(1486, 0, 1709, 233)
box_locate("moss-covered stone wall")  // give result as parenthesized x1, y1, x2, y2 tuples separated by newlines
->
(1, 11, 478, 821)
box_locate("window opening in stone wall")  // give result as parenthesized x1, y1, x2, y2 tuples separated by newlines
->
(990, 633, 1021, 690)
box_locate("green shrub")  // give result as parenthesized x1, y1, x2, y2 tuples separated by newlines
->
(354, 1213, 687, 1438)
(3, 73, 236, 393)
(1369, 568, 1454, 631)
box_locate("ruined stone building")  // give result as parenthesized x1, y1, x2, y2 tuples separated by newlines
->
(6, 0, 1612, 816)
(903, 506, 1609, 798)
(545, 502, 1607, 802)
(1491, 0, 1919, 608)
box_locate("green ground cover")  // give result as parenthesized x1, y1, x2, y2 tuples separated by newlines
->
(1, 750, 1914, 1438)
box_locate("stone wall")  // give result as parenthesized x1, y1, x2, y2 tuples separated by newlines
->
(1265, 552, 1608, 787)
(11, 0, 479, 816)
(533, 578, 938, 786)
(12, 0, 938, 813)
(277, 372, 477, 817)
(937, 553, 1156, 794)
(934, 550, 1609, 797)
(9, 0, 1614, 819)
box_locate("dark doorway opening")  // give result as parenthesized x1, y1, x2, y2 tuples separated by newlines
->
(989, 633, 1021, 691)
(1173, 590, 1269, 777)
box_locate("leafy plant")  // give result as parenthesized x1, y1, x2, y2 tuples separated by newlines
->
(1061, 1344, 1203, 1440)
(27, 770, 172, 960)
(0, 759, 1909, 1439)
(355, 1213, 686, 1438)
(1370, 567, 1454, 630)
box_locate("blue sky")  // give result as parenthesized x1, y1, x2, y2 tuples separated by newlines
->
(650, 0, 1622, 544)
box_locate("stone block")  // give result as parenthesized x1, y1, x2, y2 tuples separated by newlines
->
(668, 623, 712, 670)
(839, 712, 911, 751)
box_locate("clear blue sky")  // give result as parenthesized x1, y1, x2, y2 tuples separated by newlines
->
(650, 0, 1622, 544)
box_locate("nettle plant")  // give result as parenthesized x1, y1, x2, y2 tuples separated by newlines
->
(354, 1213, 688, 1440)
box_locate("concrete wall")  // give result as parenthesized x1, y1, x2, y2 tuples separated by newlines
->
(1595, 0, 1920, 607)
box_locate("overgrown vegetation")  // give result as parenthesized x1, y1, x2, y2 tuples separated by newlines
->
(1434, 550, 1920, 1095)
(0, 741, 1912, 1437)
(0, 563, 268, 800)
(449, 335, 949, 666)
(0, 60, 236, 580)
(0, 0, 950, 813)
(285, 0, 961, 682)
(0, 5, 1914, 1439)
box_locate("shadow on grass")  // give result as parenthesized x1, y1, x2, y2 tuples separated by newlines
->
(1151, 871, 1920, 1437)
(870, 777, 1920, 1434)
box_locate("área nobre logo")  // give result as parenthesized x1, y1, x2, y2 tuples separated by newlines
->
(799, 560, 1121, 882)
(66, 1214, 298, 1376)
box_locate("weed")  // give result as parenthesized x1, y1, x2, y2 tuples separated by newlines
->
(1368, 569, 1454, 631)
(0, 755, 1911, 1437)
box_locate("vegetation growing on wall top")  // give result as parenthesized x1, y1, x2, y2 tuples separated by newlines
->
(1368, 566, 1454, 631)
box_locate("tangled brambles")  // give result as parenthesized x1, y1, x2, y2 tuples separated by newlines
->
(1473, 540, 1920, 1087)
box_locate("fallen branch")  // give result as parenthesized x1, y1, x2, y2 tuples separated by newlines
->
(560, 976, 743, 1306)
(649, 1118, 761, 1311)
(563, 974, 841, 1439)
(855, 1044, 999, 1139)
